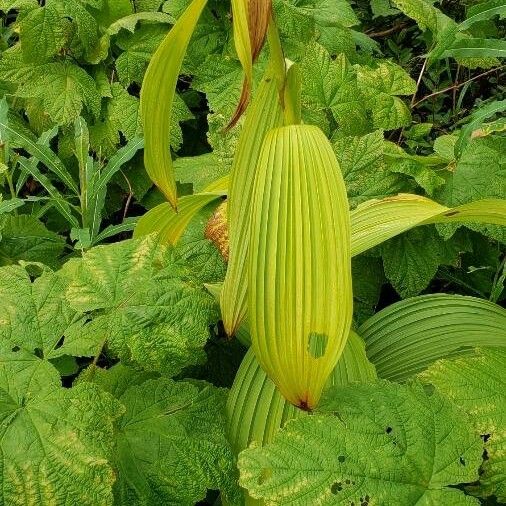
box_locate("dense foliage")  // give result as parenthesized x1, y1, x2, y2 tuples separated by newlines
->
(0, 0, 505, 505)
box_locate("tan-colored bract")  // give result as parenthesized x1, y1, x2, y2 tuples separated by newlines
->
(248, 124, 353, 408)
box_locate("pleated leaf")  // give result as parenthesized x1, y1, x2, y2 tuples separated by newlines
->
(359, 294, 506, 382)
(220, 67, 284, 336)
(140, 0, 207, 209)
(350, 194, 506, 256)
(226, 332, 376, 505)
(248, 124, 352, 408)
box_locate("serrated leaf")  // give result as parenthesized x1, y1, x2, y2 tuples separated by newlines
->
(15, 62, 100, 126)
(0, 265, 101, 359)
(422, 348, 506, 502)
(107, 11, 174, 35)
(0, 346, 122, 505)
(380, 226, 465, 297)
(239, 381, 482, 505)
(61, 236, 218, 375)
(333, 130, 409, 206)
(356, 61, 416, 130)
(86, 364, 240, 505)
(18, 4, 67, 62)
(0, 215, 66, 268)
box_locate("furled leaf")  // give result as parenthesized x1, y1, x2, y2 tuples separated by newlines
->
(0, 346, 122, 505)
(85, 364, 240, 505)
(227, 331, 376, 503)
(140, 0, 207, 208)
(0, 215, 66, 268)
(61, 236, 219, 375)
(220, 65, 283, 337)
(248, 125, 352, 408)
(422, 348, 506, 502)
(239, 381, 482, 505)
(360, 293, 506, 382)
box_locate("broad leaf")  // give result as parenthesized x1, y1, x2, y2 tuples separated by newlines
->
(85, 364, 240, 505)
(61, 236, 219, 375)
(239, 381, 482, 505)
(422, 348, 506, 502)
(0, 346, 122, 505)
(359, 294, 506, 382)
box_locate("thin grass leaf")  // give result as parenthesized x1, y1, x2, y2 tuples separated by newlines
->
(140, 0, 207, 209)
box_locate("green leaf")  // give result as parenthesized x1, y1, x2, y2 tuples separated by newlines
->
(85, 364, 240, 505)
(115, 24, 170, 85)
(301, 43, 369, 136)
(61, 236, 219, 375)
(15, 62, 101, 126)
(18, 4, 67, 62)
(140, 0, 207, 208)
(422, 348, 506, 502)
(0, 215, 66, 268)
(107, 11, 174, 35)
(442, 38, 506, 59)
(356, 61, 416, 130)
(174, 153, 228, 193)
(359, 294, 506, 382)
(239, 381, 482, 505)
(0, 346, 122, 505)
(380, 226, 468, 297)
(333, 130, 410, 206)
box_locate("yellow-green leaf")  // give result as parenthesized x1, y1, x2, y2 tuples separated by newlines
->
(134, 193, 223, 245)
(220, 67, 284, 336)
(350, 194, 506, 256)
(248, 124, 352, 409)
(140, 0, 207, 209)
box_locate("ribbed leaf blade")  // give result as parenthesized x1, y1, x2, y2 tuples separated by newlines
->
(359, 294, 506, 382)
(248, 124, 352, 408)
(140, 0, 207, 208)
(220, 67, 284, 336)
(350, 194, 506, 256)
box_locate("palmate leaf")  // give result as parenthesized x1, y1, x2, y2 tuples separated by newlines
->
(85, 364, 240, 505)
(0, 265, 99, 359)
(140, 0, 207, 208)
(359, 294, 506, 382)
(422, 348, 506, 502)
(248, 125, 352, 409)
(61, 236, 219, 375)
(0, 346, 122, 506)
(240, 381, 482, 505)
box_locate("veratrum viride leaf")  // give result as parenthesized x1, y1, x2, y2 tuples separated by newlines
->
(248, 124, 352, 409)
